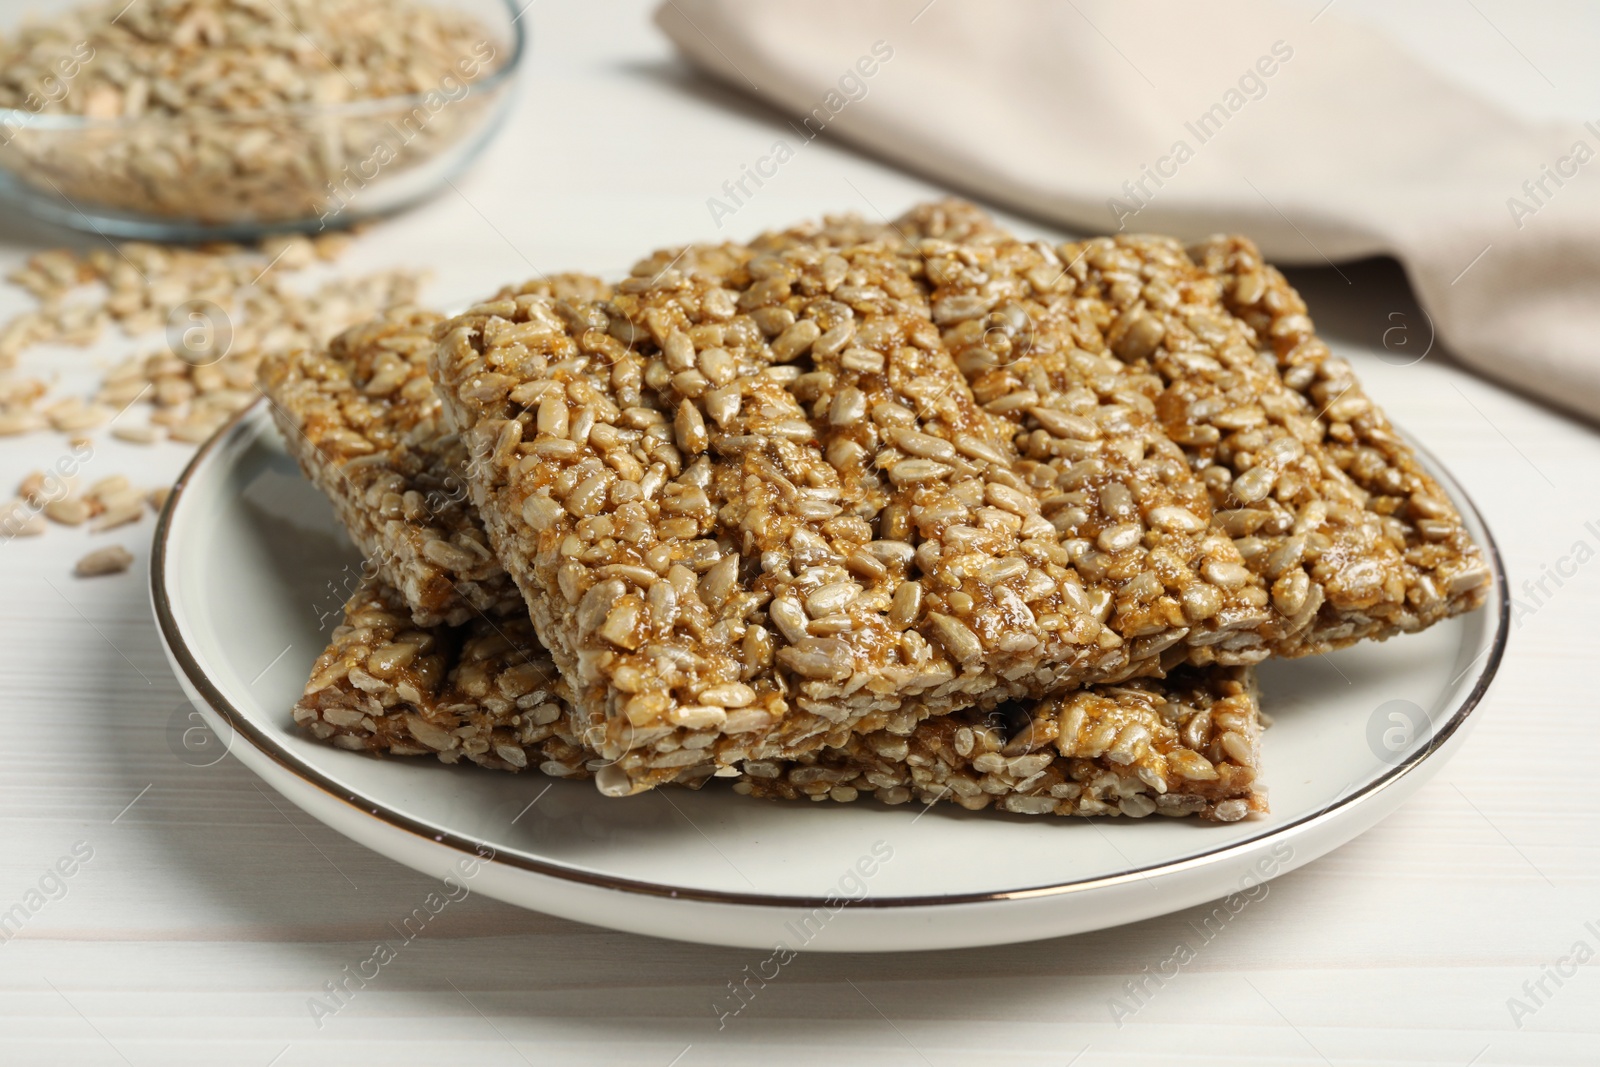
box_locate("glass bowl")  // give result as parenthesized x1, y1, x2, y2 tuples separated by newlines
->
(0, 0, 525, 241)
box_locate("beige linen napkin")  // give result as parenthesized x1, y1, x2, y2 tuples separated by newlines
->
(657, 0, 1600, 421)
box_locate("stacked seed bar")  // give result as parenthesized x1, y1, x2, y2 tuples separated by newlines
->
(269, 294, 1266, 821)
(261, 275, 611, 626)
(1189, 236, 1489, 636)
(297, 576, 1265, 821)
(292, 578, 589, 776)
(272, 198, 1486, 822)
(910, 234, 1491, 660)
(741, 664, 1263, 821)
(429, 238, 1288, 794)
(741, 202, 1491, 653)
(747, 202, 1489, 647)
(261, 307, 517, 627)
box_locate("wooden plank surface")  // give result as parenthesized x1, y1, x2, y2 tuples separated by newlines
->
(0, 1, 1596, 1063)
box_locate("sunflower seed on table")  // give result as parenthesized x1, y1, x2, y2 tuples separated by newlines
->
(44, 498, 91, 526)
(74, 545, 134, 577)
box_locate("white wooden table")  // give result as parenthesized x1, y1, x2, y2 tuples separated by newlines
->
(2, 2, 1596, 1063)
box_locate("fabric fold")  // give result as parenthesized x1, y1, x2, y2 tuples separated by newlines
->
(656, 0, 1600, 421)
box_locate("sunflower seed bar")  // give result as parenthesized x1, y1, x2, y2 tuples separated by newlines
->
(739, 665, 1264, 822)
(430, 240, 1233, 794)
(1058, 234, 1490, 652)
(659, 206, 1351, 664)
(798, 201, 1486, 655)
(261, 307, 520, 627)
(294, 577, 592, 776)
(914, 236, 1279, 666)
(294, 260, 1254, 809)
(261, 276, 615, 627)
(625, 198, 1007, 281)
(1189, 236, 1492, 632)
(668, 208, 1290, 666)
(296, 579, 1264, 822)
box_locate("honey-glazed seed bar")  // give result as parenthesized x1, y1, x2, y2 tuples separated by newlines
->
(740, 665, 1264, 822)
(265, 209, 989, 633)
(261, 307, 519, 627)
(293, 578, 590, 775)
(1059, 234, 1490, 651)
(261, 275, 615, 628)
(914, 237, 1278, 666)
(784, 202, 1487, 656)
(626, 198, 1009, 282)
(287, 263, 1249, 807)
(1188, 236, 1491, 634)
(297, 578, 1266, 822)
(430, 240, 1251, 794)
(672, 203, 1475, 662)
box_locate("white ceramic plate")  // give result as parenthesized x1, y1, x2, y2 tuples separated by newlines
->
(152, 401, 1507, 952)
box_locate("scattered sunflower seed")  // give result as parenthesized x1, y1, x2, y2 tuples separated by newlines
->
(74, 545, 134, 577)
